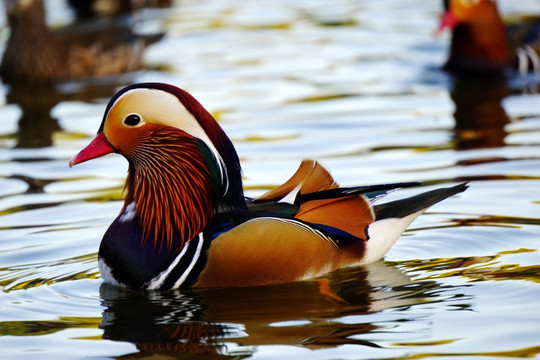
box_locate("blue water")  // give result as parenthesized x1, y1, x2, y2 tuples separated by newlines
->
(1, 0, 540, 359)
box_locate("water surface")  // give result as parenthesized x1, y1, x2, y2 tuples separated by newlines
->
(1, 0, 540, 359)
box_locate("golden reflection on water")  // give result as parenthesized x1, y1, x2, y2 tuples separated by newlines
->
(392, 248, 540, 284)
(0, 253, 98, 291)
(0, 316, 101, 337)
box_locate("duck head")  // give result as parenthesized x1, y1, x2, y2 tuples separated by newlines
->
(441, 0, 498, 27)
(70, 83, 245, 250)
(439, 0, 510, 74)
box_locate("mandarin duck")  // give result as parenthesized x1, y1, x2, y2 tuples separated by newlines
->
(69, 83, 468, 290)
(439, 0, 540, 75)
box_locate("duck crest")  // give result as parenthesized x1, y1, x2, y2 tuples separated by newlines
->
(123, 125, 214, 251)
(99, 82, 246, 211)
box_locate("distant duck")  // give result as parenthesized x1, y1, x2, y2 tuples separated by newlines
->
(0, 0, 163, 86)
(70, 82, 468, 290)
(439, 0, 540, 75)
(0, 0, 165, 148)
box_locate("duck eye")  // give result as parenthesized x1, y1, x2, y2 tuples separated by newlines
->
(124, 114, 141, 126)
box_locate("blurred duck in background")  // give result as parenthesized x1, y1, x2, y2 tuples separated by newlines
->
(1, 0, 165, 84)
(439, 0, 540, 75)
(438, 0, 540, 152)
(0, 0, 167, 147)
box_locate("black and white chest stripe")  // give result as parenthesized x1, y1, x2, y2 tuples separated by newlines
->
(99, 232, 209, 290)
(146, 233, 209, 290)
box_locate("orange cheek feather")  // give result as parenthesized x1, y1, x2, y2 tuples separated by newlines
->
(104, 121, 145, 158)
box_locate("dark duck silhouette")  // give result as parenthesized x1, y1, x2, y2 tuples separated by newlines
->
(439, 0, 540, 75)
(69, 82, 468, 290)
(0, 0, 164, 147)
(450, 76, 511, 151)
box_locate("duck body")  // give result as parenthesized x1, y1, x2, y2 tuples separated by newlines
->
(70, 83, 467, 290)
(440, 0, 540, 75)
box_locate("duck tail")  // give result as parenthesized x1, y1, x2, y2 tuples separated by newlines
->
(373, 182, 469, 220)
(362, 182, 468, 264)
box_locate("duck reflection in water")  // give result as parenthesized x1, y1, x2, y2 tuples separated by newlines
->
(438, 0, 540, 152)
(450, 76, 511, 152)
(440, 0, 540, 75)
(99, 262, 440, 358)
(0, 0, 165, 148)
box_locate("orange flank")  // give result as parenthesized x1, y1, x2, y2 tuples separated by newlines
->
(194, 217, 343, 287)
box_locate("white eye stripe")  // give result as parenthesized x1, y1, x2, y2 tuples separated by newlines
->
(110, 88, 229, 194)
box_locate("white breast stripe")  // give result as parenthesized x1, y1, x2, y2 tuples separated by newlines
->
(172, 233, 205, 289)
(524, 45, 540, 73)
(119, 202, 136, 223)
(98, 257, 127, 287)
(146, 236, 194, 290)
